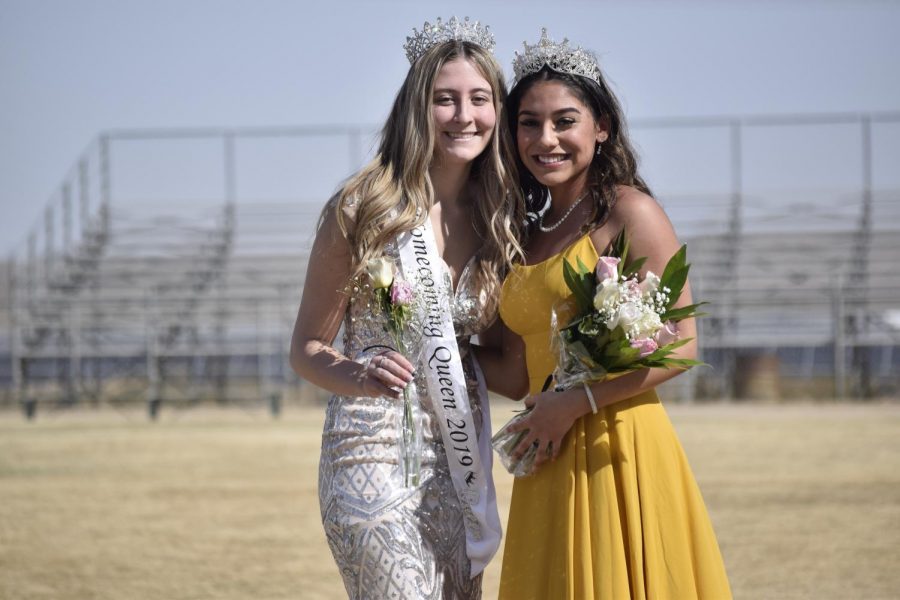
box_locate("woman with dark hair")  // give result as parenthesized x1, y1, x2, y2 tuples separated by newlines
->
(476, 30, 731, 599)
(290, 17, 523, 599)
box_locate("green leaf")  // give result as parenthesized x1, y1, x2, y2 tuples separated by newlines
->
(642, 349, 673, 362)
(660, 244, 687, 287)
(574, 257, 597, 304)
(658, 337, 694, 352)
(609, 325, 628, 342)
(661, 302, 708, 321)
(610, 229, 628, 261)
(612, 345, 641, 367)
(575, 256, 591, 276)
(588, 328, 611, 348)
(640, 337, 694, 362)
(664, 265, 690, 308)
(622, 256, 647, 279)
(578, 318, 600, 336)
(638, 360, 671, 368)
(667, 358, 706, 368)
(563, 258, 594, 314)
(603, 340, 623, 358)
(642, 358, 702, 370)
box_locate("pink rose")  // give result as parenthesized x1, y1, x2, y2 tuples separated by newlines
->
(390, 279, 414, 306)
(654, 320, 678, 347)
(595, 256, 620, 283)
(630, 337, 658, 358)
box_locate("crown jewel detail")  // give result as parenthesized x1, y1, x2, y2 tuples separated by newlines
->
(512, 28, 602, 85)
(403, 16, 495, 64)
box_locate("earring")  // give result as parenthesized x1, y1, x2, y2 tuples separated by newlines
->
(595, 142, 602, 156)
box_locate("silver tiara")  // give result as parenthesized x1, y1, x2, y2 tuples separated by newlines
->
(512, 28, 603, 85)
(403, 16, 495, 64)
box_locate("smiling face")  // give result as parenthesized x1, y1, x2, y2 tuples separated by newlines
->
(515, 80, 608, 191)
(431, 58, 497, 166)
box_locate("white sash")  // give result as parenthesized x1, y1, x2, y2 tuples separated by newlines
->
(396, 219, 502, 577)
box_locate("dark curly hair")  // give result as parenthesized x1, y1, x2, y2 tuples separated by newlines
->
(507, 65, 652, 233)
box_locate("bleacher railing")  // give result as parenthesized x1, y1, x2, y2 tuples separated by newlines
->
(5, 112, 900, 416)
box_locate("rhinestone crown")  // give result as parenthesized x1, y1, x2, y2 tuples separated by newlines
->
(403, 16, 495, 64)
(512, 28, 603, 85)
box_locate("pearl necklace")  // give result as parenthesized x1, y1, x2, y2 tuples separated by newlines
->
(538, 191, 589, 232)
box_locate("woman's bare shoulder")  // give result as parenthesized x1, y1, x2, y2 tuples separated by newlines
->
(608, 185, 667, 226)
(610, 185, 681, 258)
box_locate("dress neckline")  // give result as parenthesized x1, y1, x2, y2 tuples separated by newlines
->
(516, 233, 596, 270)
(440, 252, 478, 296)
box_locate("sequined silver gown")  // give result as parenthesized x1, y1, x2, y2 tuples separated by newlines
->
(319, 244, 495, 600)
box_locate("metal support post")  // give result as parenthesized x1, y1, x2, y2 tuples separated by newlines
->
(100, 134, 111, 213)
(723, 119, 744, 400)
(27, 233, 36, 302)
(224, 132, 236, 206)
(44, 206, 54, 283)
(832, 280, 846, 399)
(9, 258, 25, 416)
(146, 290, 161, 420)
(69, 305, 82, 407)
(62, 184, 73, 255)
(79, 158, 90, 233)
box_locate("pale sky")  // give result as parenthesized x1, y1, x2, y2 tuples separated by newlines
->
(2, 0, 899, 255)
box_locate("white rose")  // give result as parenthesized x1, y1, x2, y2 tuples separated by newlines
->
(634, 310, 663, 338)
(593, 281, 620, 310)
(607, 301, 640, 331)
(640, 271, 661, 297)
(365, 257, 394, 289)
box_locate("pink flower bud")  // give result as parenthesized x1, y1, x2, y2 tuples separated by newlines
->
(390, 279, 414, 306)
(630, 337, 658, 358)
(595, 256, 620, 283)
(654, 320, 678, 347)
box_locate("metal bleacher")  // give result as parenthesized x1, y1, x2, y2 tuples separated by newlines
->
(5, 113, 900, 416)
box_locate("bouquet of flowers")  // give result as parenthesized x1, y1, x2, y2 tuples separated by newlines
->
(492, 232, 705, 476)
(366, 257, 420, 487)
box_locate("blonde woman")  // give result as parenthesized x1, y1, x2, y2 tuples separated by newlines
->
(289, 17, 523, 600)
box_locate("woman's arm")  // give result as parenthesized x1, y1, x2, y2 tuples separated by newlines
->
(473, 318, 529, 400)
(508, 187, 699, 465)
(289, 205, 414, 400)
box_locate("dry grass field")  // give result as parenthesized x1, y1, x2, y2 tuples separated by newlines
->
(1, 400, 899, 600)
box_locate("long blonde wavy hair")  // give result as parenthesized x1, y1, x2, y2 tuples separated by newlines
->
(330, 40, 524, 317)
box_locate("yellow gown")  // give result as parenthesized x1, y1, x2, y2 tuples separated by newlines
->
(498, 234, 731, 599)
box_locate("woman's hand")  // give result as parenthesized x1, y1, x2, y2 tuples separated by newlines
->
(291, 202, 417, 400)
(359, 350, 415, 400)
(506, 388, 589, 470)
